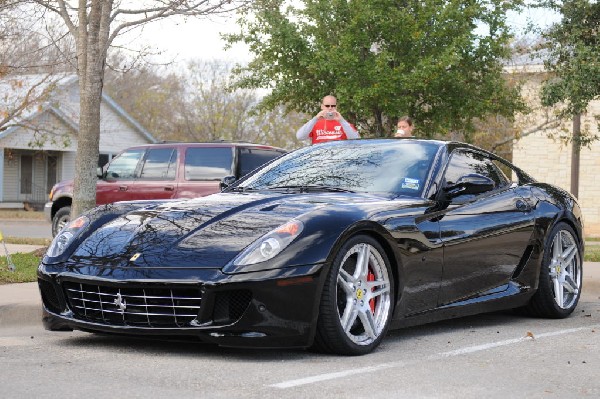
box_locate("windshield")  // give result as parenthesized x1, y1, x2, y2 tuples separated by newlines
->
(238, 140, 442, 197)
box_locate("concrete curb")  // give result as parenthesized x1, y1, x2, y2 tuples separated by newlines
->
(0, 282, 42, 327)
(1, 263, 599, 329)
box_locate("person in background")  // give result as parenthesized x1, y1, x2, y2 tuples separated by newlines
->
(395, 116, 414, 137)
(296, 95, 359, 144)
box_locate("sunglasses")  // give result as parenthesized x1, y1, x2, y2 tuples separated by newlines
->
(323, 104, 337, 108)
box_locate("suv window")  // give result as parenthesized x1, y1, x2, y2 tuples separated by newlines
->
(105, 149, 145, 180)
(238, 148, 284, 176)
(139, 148, 177, 180)
(185, 147, 233, 181)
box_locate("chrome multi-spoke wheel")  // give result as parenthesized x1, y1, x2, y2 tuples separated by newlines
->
(315, 235, 394, 355)
(526, 222, 582, 318)
(337, 242, 391, 346)
(548, 229, 581, 309)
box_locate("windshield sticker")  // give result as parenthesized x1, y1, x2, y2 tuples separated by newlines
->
(401, 177, 420, 190)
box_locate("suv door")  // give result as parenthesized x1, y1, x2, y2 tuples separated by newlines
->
(96, 148, 145, 204)
(176, 146, 235, 198)
(123, 147, 179, 200)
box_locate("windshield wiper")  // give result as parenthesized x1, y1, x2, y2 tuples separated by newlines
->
(226, 186, 256, 192)
(266, 185, 355, 193)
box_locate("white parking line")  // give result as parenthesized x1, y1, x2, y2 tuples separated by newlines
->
(270, 324, 600, 389)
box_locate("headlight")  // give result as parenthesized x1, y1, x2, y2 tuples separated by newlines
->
(232, 220, 304, 266)
(46, 215, 90, 257)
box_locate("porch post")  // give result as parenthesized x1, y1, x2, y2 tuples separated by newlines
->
(0, 148, 4, 201)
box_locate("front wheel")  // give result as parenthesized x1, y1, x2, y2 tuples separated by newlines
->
(51, 206, 71, 237)
(314, 235, 394, 355)
(526, 222, 582, 318)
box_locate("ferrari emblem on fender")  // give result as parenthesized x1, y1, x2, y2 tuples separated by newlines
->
(113, 293, 126, 312)
(130, 253, 141, 262)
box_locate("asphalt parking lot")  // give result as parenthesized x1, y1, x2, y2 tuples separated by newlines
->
(0, 216, 598, 398)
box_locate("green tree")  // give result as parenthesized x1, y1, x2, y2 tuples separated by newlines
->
(537, 0, 600, 196)
(225, 0, 526, 138)
(539, 0, 600, 124)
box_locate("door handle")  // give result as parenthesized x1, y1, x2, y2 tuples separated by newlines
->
(119, 185, 128, 191)
(164, 185, 175, 191)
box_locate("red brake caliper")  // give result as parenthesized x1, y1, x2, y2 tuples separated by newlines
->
(368, 268, 376, 313)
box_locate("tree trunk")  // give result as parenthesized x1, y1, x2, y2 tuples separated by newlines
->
(570, 113, 580, 199)
(72, 73, 103, 217)
(71, 0, 112, 218)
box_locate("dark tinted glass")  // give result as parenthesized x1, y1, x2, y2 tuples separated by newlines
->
(238, 148, 284, 176)
(184, 147, 233, 180)
(445, 150, 509, 187)
(98, 153, 110, 169)
(139, 148, 177, 180)
(239, 141, 441, 197)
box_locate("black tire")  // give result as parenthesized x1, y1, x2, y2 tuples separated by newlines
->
(52, 206, 71, 237)
(314, 235, 394, 355)
(525, 222, 583, 318)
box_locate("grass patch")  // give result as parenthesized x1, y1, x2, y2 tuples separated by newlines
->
(4, 236, 51, 246)
(585, 246, 600, 262)
(1, 245, 598, 285)
(0, 251, 43, 284)
(0, 209, 45, 220)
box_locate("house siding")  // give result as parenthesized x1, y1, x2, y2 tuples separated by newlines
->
(0, 75, 155, 207)
(61, 152, 77, 182)
(0, 112, 77, 151)
(98, 101, 150, 154)
(2, 151, 18, 201)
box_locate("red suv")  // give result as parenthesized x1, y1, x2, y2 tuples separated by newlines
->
(45, 142, 286, 236)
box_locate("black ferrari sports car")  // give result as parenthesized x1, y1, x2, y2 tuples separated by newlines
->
(38, 139, 584, 355)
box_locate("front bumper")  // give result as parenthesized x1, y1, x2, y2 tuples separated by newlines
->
(44, 202, 53, 222)
(38, 262, 326, 349)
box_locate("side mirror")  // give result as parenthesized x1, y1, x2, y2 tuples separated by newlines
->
(220, 175, 237, 191)
(444, 173, 495, 198)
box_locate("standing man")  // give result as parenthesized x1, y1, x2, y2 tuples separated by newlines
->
(395, 116, 414, 137)
(296, 95, 359, 144)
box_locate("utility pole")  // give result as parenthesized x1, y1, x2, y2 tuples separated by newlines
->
(570, 113, 580, 199)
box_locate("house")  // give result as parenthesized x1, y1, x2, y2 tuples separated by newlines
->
(505, 60, 600, 237)
(0, 74, 157, 209)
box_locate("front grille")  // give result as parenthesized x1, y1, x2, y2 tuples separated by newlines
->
(63, 282, 202, 328)
(212, 290, 252, 324)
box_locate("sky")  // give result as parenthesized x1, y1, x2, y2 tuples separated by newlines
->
(124, 14, 250, 66)
(123, 6, 560, 67)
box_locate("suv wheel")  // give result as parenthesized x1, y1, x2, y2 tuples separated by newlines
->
(52, 206, 71, 237)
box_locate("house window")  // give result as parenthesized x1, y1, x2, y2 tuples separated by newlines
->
(20, 154, 33, 195)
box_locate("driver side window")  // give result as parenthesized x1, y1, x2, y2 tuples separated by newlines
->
(444, 150, 508, 201)
(105, 149, 145, 180)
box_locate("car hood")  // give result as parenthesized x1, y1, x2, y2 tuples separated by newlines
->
(69, 191, 421, 269)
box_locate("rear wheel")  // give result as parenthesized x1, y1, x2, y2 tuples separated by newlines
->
(526, 222, 582, 318)
(314, 235, 394, 355)
(51, 206, 71, 237)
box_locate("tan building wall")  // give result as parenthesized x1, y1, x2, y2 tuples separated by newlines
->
(509, 65, 600, 237)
